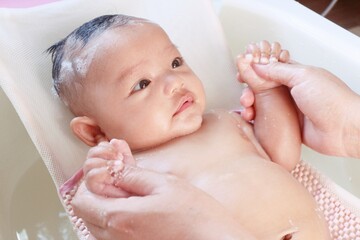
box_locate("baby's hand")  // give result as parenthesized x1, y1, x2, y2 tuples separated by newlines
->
(83, 139, 136, 198)
(237, 40, 290, 121)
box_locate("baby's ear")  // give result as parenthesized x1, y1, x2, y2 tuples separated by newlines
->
(70, 116, 108, 146)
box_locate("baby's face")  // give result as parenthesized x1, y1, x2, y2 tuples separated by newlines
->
(82, 22, 206, 151)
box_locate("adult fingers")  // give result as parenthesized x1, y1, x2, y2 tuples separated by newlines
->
(251, 62, 308, 88)
(72, 183, 128, 229)
(85, 165, 131, 198)
(114, 165, 174, 196)
(73, 176, 161, 230)
(82, 221, 111, 240)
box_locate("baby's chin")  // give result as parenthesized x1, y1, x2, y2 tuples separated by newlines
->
(131, 116, 204, 152)
(174, 115, 203, 137)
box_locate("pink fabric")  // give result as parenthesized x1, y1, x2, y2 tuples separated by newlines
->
(59, 168, 84, 197)
(61, 161, 360, 239)
(62, 181, 90, 240)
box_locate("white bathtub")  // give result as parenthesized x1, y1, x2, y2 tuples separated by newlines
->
(1, 0, 360, 239)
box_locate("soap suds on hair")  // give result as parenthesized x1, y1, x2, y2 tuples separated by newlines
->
(73, 43, 99, 78)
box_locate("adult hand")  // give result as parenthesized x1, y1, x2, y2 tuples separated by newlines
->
(72, 165, 256, 240)
(251, 62, 360, 158)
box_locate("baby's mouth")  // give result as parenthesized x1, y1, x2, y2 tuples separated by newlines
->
(174, 95, 194, 116)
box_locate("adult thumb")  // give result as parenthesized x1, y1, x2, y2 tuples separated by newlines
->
(114, 165, 170, 196)
(251, 62, 306, 89)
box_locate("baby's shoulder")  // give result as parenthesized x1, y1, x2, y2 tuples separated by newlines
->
(202, 108, 251, 135)
(204, 108, 244, 123)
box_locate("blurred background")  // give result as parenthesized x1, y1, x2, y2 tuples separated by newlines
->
(297, 0, 360, 36)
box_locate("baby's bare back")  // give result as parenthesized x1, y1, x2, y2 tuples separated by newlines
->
(135, 110, 329, 239)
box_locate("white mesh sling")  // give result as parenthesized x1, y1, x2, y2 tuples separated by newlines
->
(0, 0, 359, 239)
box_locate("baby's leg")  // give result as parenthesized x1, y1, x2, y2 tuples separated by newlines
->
(83, 139, 136, 198)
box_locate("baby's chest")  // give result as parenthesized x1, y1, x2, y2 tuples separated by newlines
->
(136, 111, 261, 179)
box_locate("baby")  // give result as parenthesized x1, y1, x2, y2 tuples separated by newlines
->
(48, 14, 330, 239)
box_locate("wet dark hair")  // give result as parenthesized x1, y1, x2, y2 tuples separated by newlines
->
(47, 14, 143, 100)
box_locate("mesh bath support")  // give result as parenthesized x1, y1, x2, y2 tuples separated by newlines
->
(0, 0, 359, 239)
(293, 161, 360, 239)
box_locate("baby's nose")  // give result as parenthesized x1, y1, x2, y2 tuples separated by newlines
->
(163, 74, 184, 95)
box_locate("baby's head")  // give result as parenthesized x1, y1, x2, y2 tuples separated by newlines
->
(48, 14, 206, 151)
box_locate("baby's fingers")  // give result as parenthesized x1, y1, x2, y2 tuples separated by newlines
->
(270, 42, 290, 63)
(258, 40, 271, 64)
(246, 43, 260, 63)
(240, 87, 255, 108)
(237, 53, 264, 87)
(110, 139, 136, 166)
(85, 162, 130, 198)
(279, 50, 290, 63)
(87, 141, 120, 160)
(270, 42, 281, 62)
(240, 107, 255, 122)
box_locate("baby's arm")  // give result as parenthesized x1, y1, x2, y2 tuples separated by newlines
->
(237, 41, 301, 171)
(82, 139, 136, 198)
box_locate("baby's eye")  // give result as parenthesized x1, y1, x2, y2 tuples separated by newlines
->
(133, 79, 151, 92)
(172, 57, 183, 68)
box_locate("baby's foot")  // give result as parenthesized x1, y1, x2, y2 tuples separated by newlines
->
(237, 40, 290, 94)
